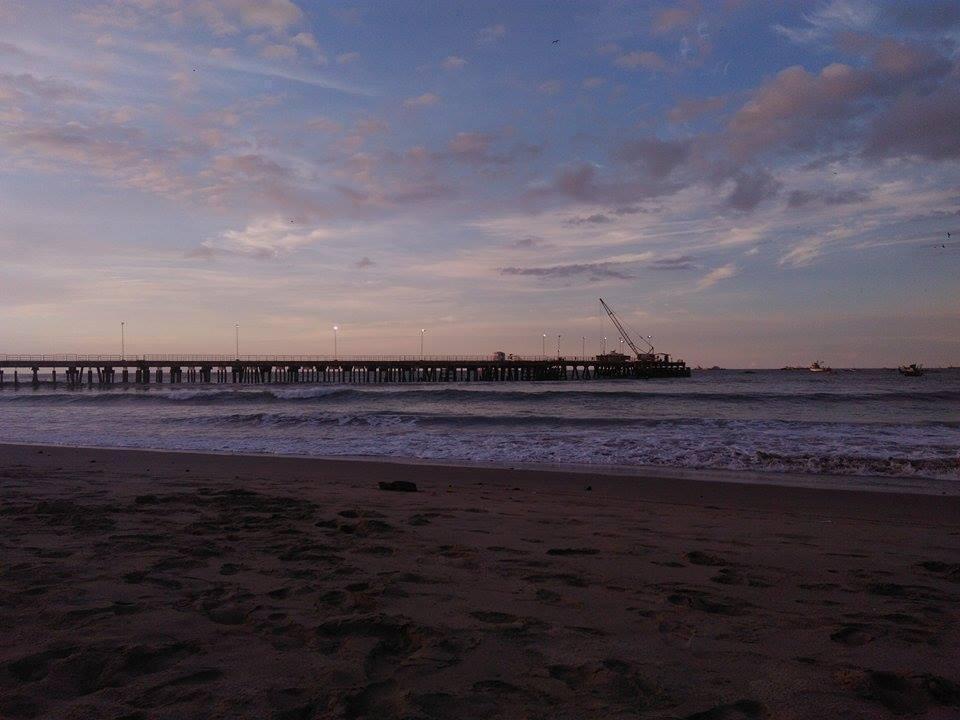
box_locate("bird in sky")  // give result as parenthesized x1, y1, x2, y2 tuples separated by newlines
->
(552, 39, 559, 44)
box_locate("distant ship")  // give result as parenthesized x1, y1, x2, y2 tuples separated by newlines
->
(808, 361, 831, 373)
(898, 363, 924, 377)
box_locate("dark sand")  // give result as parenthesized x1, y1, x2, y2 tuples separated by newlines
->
(1, 443, 959, 719)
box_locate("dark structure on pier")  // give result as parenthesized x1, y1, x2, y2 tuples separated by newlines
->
(0, 353, 690, 388)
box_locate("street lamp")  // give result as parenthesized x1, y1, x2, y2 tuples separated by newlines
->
(121, 321, 125, 360)
(420, 328, 426, 358)
(602, 336, 607, 354)
(542, 333, 546, 356)
(557, 334, 562, 358)
(235, 323, 239, 358)
(333, 325, 339, 359)
(581, 335, 585, 358)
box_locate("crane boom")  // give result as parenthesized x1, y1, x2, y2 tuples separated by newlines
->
(599, 298, 654, 358)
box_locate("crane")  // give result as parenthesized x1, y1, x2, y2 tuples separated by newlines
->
(599, 298, 655, 359)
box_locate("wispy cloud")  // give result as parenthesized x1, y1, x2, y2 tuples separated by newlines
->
(779, 238, 826, 267)
(697, 263, 739, 289)
(403, 92, 440, 108)
(772, 0, 878, 44)
(477, 24, 507, 44)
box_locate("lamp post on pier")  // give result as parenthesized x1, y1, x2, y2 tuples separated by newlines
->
(557, 334, 562, 358)
(542, 333, 546, 356)
(581, 335, 585, 358)
(121, 321, 125, 360)
(235, 323, 239, 359)
(333, 325, 339, 359)
(420, 328, 425, 359)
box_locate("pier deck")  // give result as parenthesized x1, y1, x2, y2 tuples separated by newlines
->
(0, 354, 690, 386)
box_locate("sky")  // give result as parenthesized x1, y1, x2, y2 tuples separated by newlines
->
(0, 0, 958, 367)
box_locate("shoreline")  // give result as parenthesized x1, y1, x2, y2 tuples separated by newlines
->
(2, 442, 959, 718)
(1, 439, 957, 497)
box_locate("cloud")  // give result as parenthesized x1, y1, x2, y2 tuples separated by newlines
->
(200, 216, 331, 259)
(725, 63, 871, 159)
(403, 92, 440, 108)
(550, 164, 601, 202)
(563, 213, 613, 226)
(786, 188, 869, 208)
(355, 256, 375, 268)
(78, 0, 305, 35)
(477, 24, 507, 44)
(779, 237, 826, 267)
(616, 137, 690, 179)
(647, 255, 697, 270)
(772, 0, 878, 44)
(537, 80, 563, 95)
(259, 43, 297, 61)
(500, 262, 634, 280)
(725, 170, 782, 211)
(865, 87, 960, 161)
(722, 42, 951, 163)
(306, 116, 343, 133)
(0, 73, 92, 103)
(697, 262, 739, 289)
(653, 6, 697, 34)
(292, 32, 318, 48)
(229, 0, 304, 33)
(0, 41, 27, 58)
(447, 132, 494, 162)
(441, 55, 467, 70)
(506, 236, 548, 249)
(211, 153, 292, 182)
(614, 51, 668, 72)
(336, 52, 360, 65)
(442, 131, 539, 165)
(2, 122, 185, 196)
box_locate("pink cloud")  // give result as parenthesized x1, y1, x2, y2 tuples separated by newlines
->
(614, 51, 668, 72)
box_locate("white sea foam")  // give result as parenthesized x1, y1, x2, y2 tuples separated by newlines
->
(1, 370, 958, 485)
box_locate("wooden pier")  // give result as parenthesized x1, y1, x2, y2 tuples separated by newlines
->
(0, 354, 690, 387)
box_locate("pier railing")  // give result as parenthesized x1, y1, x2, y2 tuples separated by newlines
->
(1, 354, 606, 364)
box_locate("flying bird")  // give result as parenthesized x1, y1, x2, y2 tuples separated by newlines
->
(552, 39, 559, 44)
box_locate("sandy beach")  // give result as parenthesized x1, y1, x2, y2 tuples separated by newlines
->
(1, 442, 958, 719)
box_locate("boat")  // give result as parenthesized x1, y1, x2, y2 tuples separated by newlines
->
(898, 363, 924, 377)
(808, 361, 831, 373)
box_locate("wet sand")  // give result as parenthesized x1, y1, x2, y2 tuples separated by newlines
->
(1, 442, 959, 719)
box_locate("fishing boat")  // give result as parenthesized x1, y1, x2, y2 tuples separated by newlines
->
(808, 361, 831, 373)
(898, 363, 924, 377)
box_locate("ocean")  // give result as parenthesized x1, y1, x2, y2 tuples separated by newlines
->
(1, 369, 957, 491)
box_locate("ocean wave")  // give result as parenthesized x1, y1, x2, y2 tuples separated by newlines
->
(167, 410, 960, 431)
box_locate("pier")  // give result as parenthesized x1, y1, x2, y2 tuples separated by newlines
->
(0, 354, 690, 387)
